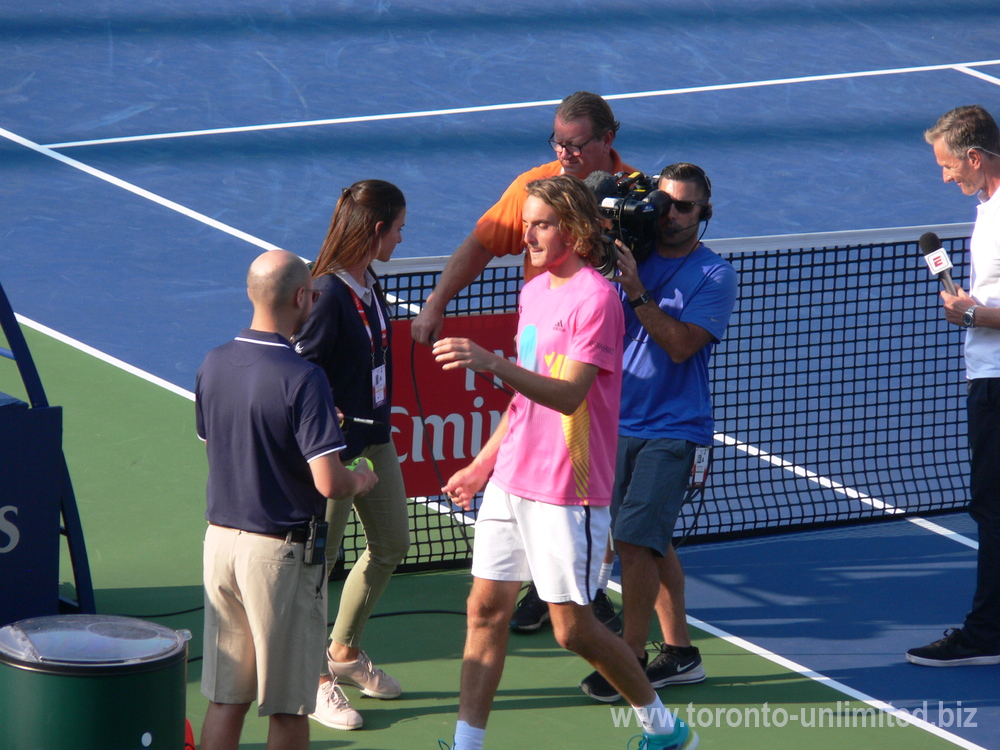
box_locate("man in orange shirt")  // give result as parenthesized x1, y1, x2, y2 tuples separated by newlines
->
(411, 91, 635, 343)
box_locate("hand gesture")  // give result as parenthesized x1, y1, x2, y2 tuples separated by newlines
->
(411, 308, 443, 346)
(352, 459, 378, 498)
(432, 337, 496, 372)
(442, 462, 490, 510)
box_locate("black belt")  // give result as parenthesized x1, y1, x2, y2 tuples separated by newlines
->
(258, 526, 309, 544)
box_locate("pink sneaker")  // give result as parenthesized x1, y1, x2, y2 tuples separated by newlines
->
(329, 650, 402, 699)
(309, 677, 362, 730)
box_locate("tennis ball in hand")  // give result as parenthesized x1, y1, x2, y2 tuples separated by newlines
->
(347, 457, 374, 471)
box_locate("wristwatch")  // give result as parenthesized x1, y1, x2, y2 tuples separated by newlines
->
(628, 291, 653, 309)
(962, 305, 978, 328)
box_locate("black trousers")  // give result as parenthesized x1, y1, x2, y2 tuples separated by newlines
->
(964, 378, 1000, 650)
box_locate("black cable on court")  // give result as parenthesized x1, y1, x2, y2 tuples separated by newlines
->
(674, 449, 713, 550)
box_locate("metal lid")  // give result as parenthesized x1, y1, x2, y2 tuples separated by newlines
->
(0, 615, 191, 666)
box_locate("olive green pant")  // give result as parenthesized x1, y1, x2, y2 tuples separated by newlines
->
(324, 440, 410, 649)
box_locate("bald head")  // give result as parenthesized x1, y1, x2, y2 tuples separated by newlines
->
(247, 249, 311, 313)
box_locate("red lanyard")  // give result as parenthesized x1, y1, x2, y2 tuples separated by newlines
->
(348, 286, 388, 358)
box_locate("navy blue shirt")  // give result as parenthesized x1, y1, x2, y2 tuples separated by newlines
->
(196, 329, 346, 533)
(294, 272, 393, 460)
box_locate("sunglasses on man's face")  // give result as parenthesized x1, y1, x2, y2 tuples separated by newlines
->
(662, 195, 707, 214)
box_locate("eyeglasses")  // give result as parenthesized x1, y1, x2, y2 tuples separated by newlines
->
(663, 195, 709, 214)
(301, 288, 321, 303)
(548, 132, 596, 156)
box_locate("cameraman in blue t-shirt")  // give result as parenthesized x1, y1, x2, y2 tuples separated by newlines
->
(581, 163, 739, 704)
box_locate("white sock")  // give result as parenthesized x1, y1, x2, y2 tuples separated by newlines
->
(634, 695, 675, 735)
(453, 720, 485, 750)
(597, 562, 614, 591)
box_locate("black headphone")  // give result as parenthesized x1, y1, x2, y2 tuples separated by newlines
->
(690, 164, 713, 223)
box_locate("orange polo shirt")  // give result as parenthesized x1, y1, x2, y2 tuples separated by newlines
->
(472, 149, 635, 282)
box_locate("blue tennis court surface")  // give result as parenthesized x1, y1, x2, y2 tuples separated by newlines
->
(2, 2, 999, 748)
(679, 513, 995, 748)
(2, 1, 1000, 383)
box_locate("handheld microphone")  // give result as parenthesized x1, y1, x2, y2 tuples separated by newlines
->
(341, 415, 383, 427)
(918, 232, 958, 295)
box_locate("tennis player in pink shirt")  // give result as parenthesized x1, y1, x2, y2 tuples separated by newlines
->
(432, 175, 697, 750)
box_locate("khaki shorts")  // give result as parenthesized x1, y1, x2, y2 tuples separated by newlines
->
(471, 482, 609, 605)
(201, 524, 328, 716)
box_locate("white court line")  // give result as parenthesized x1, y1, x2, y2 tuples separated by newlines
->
(415, 497, 475, 525)
(907, 516, 979, 550)
(686, 613, 989, 750)
(955, 66, 1000, 87)
(41, 58, 1000, 150)
(715, 433, 979, 550)
(15, 314, 195, 402)
(0, 126, 280, 252)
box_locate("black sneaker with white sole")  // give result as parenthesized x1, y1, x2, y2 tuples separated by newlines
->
(510, 583, 550, 632)
(646, 643, 706, 687)
(579, 652, 648, 703)
(906, 628, 1000, 667)
(592, 589, 623, 635)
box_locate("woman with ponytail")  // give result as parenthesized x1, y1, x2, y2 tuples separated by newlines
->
(294, 179, 410, 731)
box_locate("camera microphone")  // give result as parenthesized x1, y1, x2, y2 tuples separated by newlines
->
(584, 170, 623, 280)
(918, 232, 958, 295)
(584, 170, 618, 202)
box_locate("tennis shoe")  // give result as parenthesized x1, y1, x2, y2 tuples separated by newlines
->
(593, 588, 624, 635)
(646, 643, 706, 687)
(510, 583, 550, 631)
(329, 649, 402, 699)
(627, 718, 699, 749)
(579, 652, 648, 703)
(906, 628, 1000, 666)
(310, 677, 362, 730)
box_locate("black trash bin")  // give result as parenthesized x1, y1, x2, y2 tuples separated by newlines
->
(0, 614, 190, 749)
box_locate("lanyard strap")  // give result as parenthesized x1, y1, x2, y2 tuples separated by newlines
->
(348, 287, 389, 358)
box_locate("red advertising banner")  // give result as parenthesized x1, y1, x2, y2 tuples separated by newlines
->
(390, 313, 518, 497)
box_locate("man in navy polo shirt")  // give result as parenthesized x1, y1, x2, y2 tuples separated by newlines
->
(196, 249, 377, 750)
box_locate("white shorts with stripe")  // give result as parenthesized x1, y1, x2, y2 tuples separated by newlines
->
(471, 481, 610, 605)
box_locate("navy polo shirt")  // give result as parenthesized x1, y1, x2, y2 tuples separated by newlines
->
(195, 329, 346, 533)
(294, 272, 393, 460)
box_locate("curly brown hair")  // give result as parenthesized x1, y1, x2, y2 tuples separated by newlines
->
(524, 175, 604, 266)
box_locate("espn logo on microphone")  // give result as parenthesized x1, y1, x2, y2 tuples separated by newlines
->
(923, 248, 953, 275)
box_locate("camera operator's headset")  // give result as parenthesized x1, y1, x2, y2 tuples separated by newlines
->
(694, 165, 713, 222)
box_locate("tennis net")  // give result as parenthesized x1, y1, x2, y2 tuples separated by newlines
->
(344, 223, 974, 572)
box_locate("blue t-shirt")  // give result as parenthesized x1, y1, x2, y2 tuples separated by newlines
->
(196, 329, 345, 533)
(618, 244, 738, 445)
(294, 272, 393, 460)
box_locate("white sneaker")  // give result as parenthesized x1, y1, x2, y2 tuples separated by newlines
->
(329, 650, 402, 699)
(309, 677, 362, 730)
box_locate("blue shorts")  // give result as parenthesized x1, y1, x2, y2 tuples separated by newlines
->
(611, 436, 695, 556)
